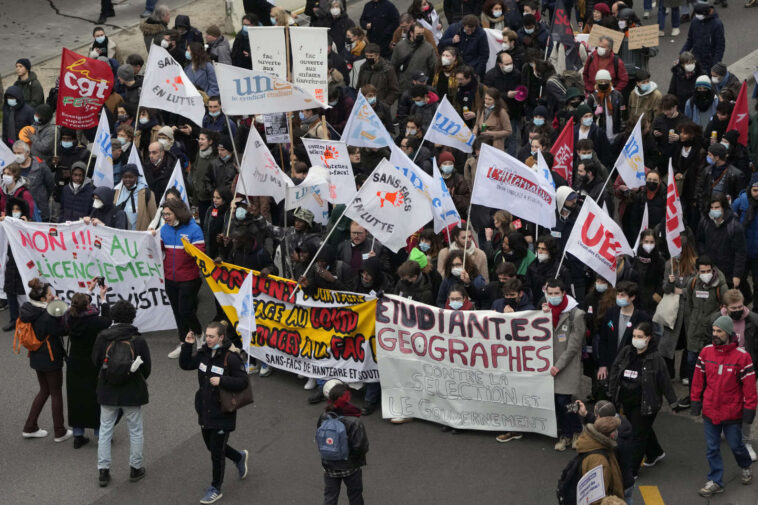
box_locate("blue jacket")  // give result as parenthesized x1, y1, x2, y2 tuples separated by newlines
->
(681, 12, 725, 73)
(732, 190, 758, 259)
(2, 86, 35, 147)
(436, 274, 486, 308)
(60, 179, 95, 222)
(160, 219, 205, 282)
(439, 23, 490, 77)
(684, 95, 719, 130)
(184, 62, 219, 97)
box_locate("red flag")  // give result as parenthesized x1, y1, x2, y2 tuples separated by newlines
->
(55, 48, 114, 130)
(726, 81, 749, 146)
(550, 116, 574, 185)
(665, 160, 684, 258)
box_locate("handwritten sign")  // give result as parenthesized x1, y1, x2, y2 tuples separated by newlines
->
(628, 24, 659, 50)
(588, 25, 625, 52)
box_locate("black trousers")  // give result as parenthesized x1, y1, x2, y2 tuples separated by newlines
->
(201, 428, 242, 490)
(100, 0, 114, 15)
(623, 401, 663, 475)
(165, 278, 202, 340)
(324, 468, 364, 505)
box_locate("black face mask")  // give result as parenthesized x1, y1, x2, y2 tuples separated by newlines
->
(597, 83, 610, 91)
(729, 310, 743, 321)
(646, 181, 658, 191)
(414, 35, 424, 44)
(505, 297, 519, 308)
(681, 139, 694, 147)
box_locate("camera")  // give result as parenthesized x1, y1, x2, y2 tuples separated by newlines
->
(565, 401, 580, 414)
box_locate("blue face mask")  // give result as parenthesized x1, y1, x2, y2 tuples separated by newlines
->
(524, 27, 535, 34)
(418, 242, 431, 252)
(235, 207, 247, 220)
(709, 209, 722, 220)
(449, 300, 464, 310)
(547, 295, 563, 306)
(533, 117, 545, 126)
(298, 112, 306, 120)
(7, 98, 17, 107)
(139, 117, 149, 125)
(638, 82, 651, 93)
(270, 16, 277, 24)
(706, 155, 714, 164)
(61, 141, 74, 149)
(616, 297, 629, 308)
(367, 96, 377, 105)
(95, 36, 106, 44)
(209, 110, 221, 118)
(33, 116, 40, 124)
(582, 117, 594, 127)
(185, 50, 192, 60)
(328, 100, 338, 106)
(595, 282, 608, 293)
(211, 342, 221, 350)
(414, 100, 426, 107)
(579, 153, 593, 160)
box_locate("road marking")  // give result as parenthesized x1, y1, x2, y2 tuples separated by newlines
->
(640, 485, 665, 505)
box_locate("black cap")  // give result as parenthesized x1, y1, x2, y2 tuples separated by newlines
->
(411, 71, 428, 83)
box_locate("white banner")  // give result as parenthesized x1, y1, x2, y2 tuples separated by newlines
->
(285, 166, 330, 225)
(263, 113, 289, 144)
(344, 158, 433, 252)
(127, 143, 146, 179)
(472, 144, 556, 228)
(301, 139, 357, 204)
(237, 125, 292, 203)
(215, 62, 323, 116)
(376, 295, 556, 435)
(341, 90, 394, 148)
(158, 160, 189, 206)
(246, 26, 287, 80)
(0, 219, 174, 332)
(577, 465, 606, 505)
(233, 271, 256, 356)
(565, 197, 634, 285)
(0, 139, 17, 168)
(614, 114, 646, 188)
(484, 28, 504, 73)
(632, 202, 648, 255)
(139, 44, 205, 126)
(289, 27, 329, 105)
(91, 108, 113, 188)
(431, 158, 462, 233)
(425, 96, 475, 153)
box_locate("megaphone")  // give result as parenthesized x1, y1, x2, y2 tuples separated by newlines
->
(514, 85, 528, 102)
(47, 300, 68, 317)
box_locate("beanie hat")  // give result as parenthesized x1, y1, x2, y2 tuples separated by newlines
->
(708, 143, 727, 159)
(35, 104, 53, 124)
(593, 415, 621, 436)
(750, 173, 758, 188)
(522, 13, 536, 25)
(533, 105, 548, 118)
(293, 207, 314, 227)
(218, 135, 234, 152)
(117, 64, 134, 81)
(71, 161, 88, 173)
(16, 58, 31, 72)
(695, 75, 712, 89)
(711, 62, 727, 77)
(61, 127, 76, 138)
(595, 69, 612, 82)
(594, 3, 610, 15)
(122, 163, 140, 176)
(713, 315, 734, 336)
(438, 151, 455, 165)
(595, 400, 617, 418)
(157, 125, 174, 140)
(408, 247, 428, 269)
(575, 103, 592, 120)
(206, 25, 222, 38)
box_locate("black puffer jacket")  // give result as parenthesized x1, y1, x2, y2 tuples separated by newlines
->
(19, 301, 67, 372)
(609, 340, 677, 416)
(92, 323, 151, 406)
(180, 343, 248, 430)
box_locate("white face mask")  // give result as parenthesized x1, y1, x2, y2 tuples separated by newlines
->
(158, 138, 170, 148)
(642, 243, 655, 253)
(160, 39, 170, 48)
(451, 266, 463, 277)
(330, 7, 341, 16)
(501, 42, 511, 51)
(72, 182, 81, 190)
(632, 337, 647, 350)
(699, 272, 713, 284)
(441, 56, 452, 66)
(684, 63, 696, 72)
(695, 13, 705, 20)
(618, 20, 626, 29)
(92, 199, 104, 209)
(537, 252, 549, 263)
(596, 47, 608, 57)
(14, 154, 26, 164)
(11, 211, 22, 219)
(2, 175, 13, 186)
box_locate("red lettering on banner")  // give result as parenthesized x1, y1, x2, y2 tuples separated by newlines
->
(310, 307, 358, 333)
(331, 334, 365, 362)
(581, 211, 621, 268)
(666, 182, 682, 249)
(19, 230, 67, 253)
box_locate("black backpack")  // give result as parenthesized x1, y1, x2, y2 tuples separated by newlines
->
(556, 449, 608, 505)
(102, 336, 136, 385)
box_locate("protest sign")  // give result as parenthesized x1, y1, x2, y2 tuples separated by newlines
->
(56, 48, 114, 130)
(587, 25, 625, 52)
(0, 141, 16, 169)
(344, 158, 433, 252)
(577, 465, 606, 505)
(472, 144, 556, 228)
(564, 197, 634, 285)
(425, 96, 475, 153)
(376, 295, 557, 435)
(285, 165, 330, 225)
(91, 108, 113, 188)
(237, 125, 292, 203)
(289, 27, 329, 105)
(183, 240, 379, 381)
(1, 219, 173, 332)
(614, 114, 646, 188)
(627, 25, 659, 50)
(246, 26, 287, 80)
(431, 158, 462, 233)
(484, 28, 504, 73)
(216, 62, 322, 115)
(301, 139, 357, 204)
(726, 81, 749, 146)
(341, 91, 395, 148)
(139, 44, 206, 126)
(263, 113, 289, 144)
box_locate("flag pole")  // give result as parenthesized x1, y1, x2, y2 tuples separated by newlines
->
(597, 165, 617, 204)
(283, 191, 292, 280)
(411, 127, 431, 164)
(461, 198, 473, 273)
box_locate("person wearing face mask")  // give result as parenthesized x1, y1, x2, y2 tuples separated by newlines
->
(391, 23, 437, 89)
(28, 103, 57, 162)
(202, 97, 233, 135)
(574, 138, 610, 183)
(483, 51, 523, 146)
(491, 231, 535, 279)
(697, 194, 747, 293)
(60, 162, 95, 222)
(408, 0, 443, 42)
(353, 256, 394, 296)
(622, 171, 666, 244)
(574, 160, 615, 213)
(526, 235, 572, 300)
(173, 14, 204, 49)
(633, 231, 666, 314)
(582, 36, 628, 95)
(439, 15, 490, 78)
(113, 164, 158, 231)
(516, 13, 548, 52)
(157, 125, 189, 171)
(480, 0, 506, 30)
(580, 277, 617, 398)
(143, 141, 178, 198)
(184, 42, 219, 97)
(709, 62, 741, 97)
(1, 198, 32, 331)
(668, 52, 704, 110)
(115, 64, 141, 112)
(204, 136, 237, 198)
(12, 140, 54, 221)
(608, 322, 678, 478)
(190, 129, 219, 226)
(684, 75, 719, 129)
(704, 100, 733, 147)
(670, 121, 707, 228)
(436, 250, 486, 308)
(629, 69, 662, 125)
(573, 105, 614, 168)
(204, 25, 232, 65)
(394, 257, 435, 305)
(474, 88, 512, 150)
(721, 129, 751, 183)
(680, 2, 724, 75)
(585, 69, 625, 143)
(703, 144, 743, 205)
(89, 27, 123, 64)
(356, 44, 400, 108)
(359, 0, 400, 58)
(230, 15, 256, 69)
(652, 94, 688, 161)
(2, 86, 35, 148)
(581, 2, 611, 33)
(492, 277, 535, 313)
(437, 151, 473, 219)
(133, 109, 161, 159)
(445, 285, 475, 312)
(84, 187, 127, 229)
(691, 315, 756, 497)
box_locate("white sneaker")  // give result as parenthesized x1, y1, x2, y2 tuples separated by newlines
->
(643, 10, 650, 18)
(54, 429, 73, 443)
(390, 418, 413, 424)
(747, 442, 757, 462)
(167, 344, 182, 359)
(659, 30, 665, 36)
(671, 27, 680, 36)
(259, 366, 272, 377)
(304, 378, 317, 390)
(22, 429, 48, 439)
(348, 382, 364, 390)
(246, 363, 260, 375)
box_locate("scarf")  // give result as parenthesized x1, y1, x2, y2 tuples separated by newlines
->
(596, 89, 614, 114)
(550, 295, 568, 328)
(350, 39, 366, 57)
(450, 240, 476, 256)
(92, 37, 109, 58)
(198, 147, 214, 159)
(330, 392, 362, 417)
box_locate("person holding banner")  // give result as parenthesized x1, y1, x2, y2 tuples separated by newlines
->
(180, 323, 249, 505)
(84, 188, 128, 230)
(0, 162, 36, 220)
(2, 196, 32, 331)
(436, 250, 487, 308)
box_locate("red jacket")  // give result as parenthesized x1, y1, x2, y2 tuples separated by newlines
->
(691, 342, 757, 425)
(581, 50, 629, 94)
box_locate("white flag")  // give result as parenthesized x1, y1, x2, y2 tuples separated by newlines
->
(484, 28, 504, 73)
(536, 150, 557, 191)
(215, 62, 323, 116)
(233, 271, 257, 356)
(91, 108, 113, 188)
(472, 144, 556, 228)
(632, 203, 649, 255)
(666, 160, 685, 258)
(341, 90, 394, 148)
(285, 165, 330, 225)
(158, 160, 189, 206)
(0, 140, 16, 169)
(613, 114, 646, 188)
(565, 197, 634, 285)
(126, 144, 146, 179)
(236, 126, 292, 203)
(246, 26, 287, 80)
(301, 139, 357, 204)
(344, 158, 433, 252)
(139, 44, 205, 126)
(431, 157, 462, 233)
(425, 96, 475, 153)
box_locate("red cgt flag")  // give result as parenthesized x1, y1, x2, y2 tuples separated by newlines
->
(550, 116, 574, 185)
(726, 81, 749, 146)
(55, 48, 114, 130)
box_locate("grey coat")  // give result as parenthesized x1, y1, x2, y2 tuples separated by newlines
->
(207, 36, 232, 65)
(22, 158, 55, 221)
(390, 38, 438, 89)
(30, 122, 58, 161)
(553, 304, 586, 396)
(658, 261, 691, 360)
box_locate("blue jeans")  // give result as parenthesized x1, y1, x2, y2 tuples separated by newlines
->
(555, 394, 582, 438)
(643, 0, 653, 9)
(98, 405, 144, 470)
(145, 0, 156, 12)
(704, 419, 752, 487)
(364, 383, 381, 405)
(624, 486, 634, 505)
(73, 427, 99, 437)
(658, 4, 680, 29)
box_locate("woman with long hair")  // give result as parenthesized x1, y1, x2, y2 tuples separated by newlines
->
(436, 249, 487, 308)
(408, 0, 443, 41)
(432, 47, 461, 103)
(473, 87, 512, 151)
(184, 41, 219, 97)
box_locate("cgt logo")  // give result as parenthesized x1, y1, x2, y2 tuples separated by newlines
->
(377, 190, 404, 208)
(62, 58, 110, 99)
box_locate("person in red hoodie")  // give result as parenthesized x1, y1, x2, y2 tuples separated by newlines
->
(582, 35, 629, 94)
(691, 315, 756, 497)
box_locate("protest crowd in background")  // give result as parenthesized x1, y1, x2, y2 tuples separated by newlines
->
(3, 0, 758, 503)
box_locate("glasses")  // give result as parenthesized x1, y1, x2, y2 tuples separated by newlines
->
(451, 262, 463, 267)
(161, 213, 173, 218)
(350, 231, 365, 236)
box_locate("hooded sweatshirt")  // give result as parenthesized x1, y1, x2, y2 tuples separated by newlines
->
(90, 186, 127, 229)
(629, 81, 661, 123)
(2, 85, 35, 146)
(574, 424, 625, 503)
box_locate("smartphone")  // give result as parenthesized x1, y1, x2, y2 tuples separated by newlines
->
(95, 276, 105, 287)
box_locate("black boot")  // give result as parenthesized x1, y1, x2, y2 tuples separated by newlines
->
(73, 435, 90, 449)
(99, 469, 110, 487)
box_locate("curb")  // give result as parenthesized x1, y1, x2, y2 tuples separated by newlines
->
(731, 47, 758, 89)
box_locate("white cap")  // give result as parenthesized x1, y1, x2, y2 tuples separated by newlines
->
(322, 379, 344, 399)
(595, 69, 612, 82)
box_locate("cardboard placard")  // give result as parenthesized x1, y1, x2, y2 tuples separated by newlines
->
(587, 25, 625, 51)
(628, 25, 660, 50)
